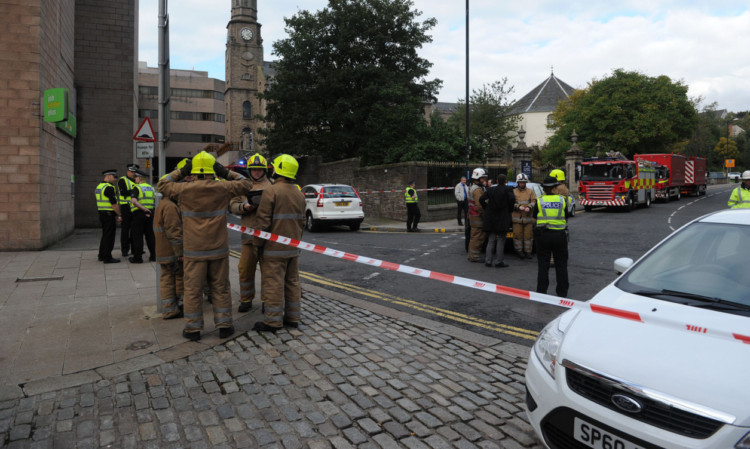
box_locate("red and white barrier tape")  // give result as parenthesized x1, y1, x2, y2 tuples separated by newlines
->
(358, 187, 455, 194)
(228, 223, 750, 346)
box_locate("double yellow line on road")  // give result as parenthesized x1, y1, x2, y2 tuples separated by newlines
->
(230, 249, 538, 341)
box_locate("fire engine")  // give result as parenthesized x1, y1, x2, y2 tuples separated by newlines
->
(634, 153, 685, 201)
(578, 153, 656, 212)
(682, 156, 707, 196)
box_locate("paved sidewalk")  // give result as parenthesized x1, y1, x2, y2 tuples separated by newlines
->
(362, 217, 464, 233)
(0, 226, 541, 448)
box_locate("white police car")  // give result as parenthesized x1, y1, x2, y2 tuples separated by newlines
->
(525, 209, 750, 449)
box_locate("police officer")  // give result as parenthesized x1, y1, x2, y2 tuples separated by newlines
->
(118, 164, 138, 258)
(252, 154, 306, 332)
(96, 169, 122, 263)
(535, 175, 570, 297)
(467, 168, 487, 262)
(229, 153, 272, 313)
(512, 173, 536, 259)
(154, 167, 185, 320)
(405, 180, 421, 232)
(129, 169, 156, 263)
(157, 151, 252, 341)
(728, 170, 750, 208)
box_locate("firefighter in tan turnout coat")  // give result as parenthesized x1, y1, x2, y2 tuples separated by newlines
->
(157, 151, 252, 341)
(228, 153, 273, 313)
(512, 173, 537, 259)
(467, 168, 488, 262)
(153, 171, 184, 320)
(252, 154, 306, 333)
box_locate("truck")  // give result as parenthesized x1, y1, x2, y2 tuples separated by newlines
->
(681, 156, 707, 196)
(578, 154, 656, 212)
(633, 153, 686, 201)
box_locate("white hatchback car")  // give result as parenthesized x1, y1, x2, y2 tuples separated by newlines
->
(525, 209, 750, 449)
(301, 184, 364, 232)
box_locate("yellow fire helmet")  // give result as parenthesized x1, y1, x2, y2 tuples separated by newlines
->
(247, 153, 267, 170)
(175, 158, 189, 171)
(191, 151, 216, 175)
(272, 154, 299, 180)
(550, 169, 565, 182)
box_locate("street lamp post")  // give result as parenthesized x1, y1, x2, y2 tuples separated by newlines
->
(465, 0, 470, 177)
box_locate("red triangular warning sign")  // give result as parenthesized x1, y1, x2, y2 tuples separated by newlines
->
(133, 117, 157, 142)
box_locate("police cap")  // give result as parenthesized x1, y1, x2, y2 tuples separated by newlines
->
(127, 164, 140, 172)
(134, 169, 149, 178)
(102, 169, 117, 176)
(541, 176, 560, 188)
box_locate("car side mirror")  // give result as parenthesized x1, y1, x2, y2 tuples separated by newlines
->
(614, 257, 633, 275)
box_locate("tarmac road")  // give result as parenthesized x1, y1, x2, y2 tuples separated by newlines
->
(230, 183, 736, 347)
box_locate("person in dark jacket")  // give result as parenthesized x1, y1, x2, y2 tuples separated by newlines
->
(479, 174, 515, 267)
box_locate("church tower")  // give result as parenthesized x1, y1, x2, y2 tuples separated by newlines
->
(225, 0, 264, 157)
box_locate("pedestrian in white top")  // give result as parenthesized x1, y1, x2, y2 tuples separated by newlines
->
(454, 176, 469, 226)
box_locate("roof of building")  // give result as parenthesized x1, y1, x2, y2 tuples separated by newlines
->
(510, 73, 575, 115)
(434, 102, 458, 114)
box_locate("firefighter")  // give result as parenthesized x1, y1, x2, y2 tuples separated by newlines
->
(96, 169, 122, 263)
(117, 164, 138, 257)
(154, 167, 185, 320)
(512, 173, 536, 259)
(252, 154, 306, 333)
(535, 176, 570, 297)
(467, 168, 487, 262)
(405, 180, 421, 232)
(728, 170, 750, 209)
(157, 151, 252, 341)
(129, 169, 156, 263)
(550, 169, 574, 214)
(229, 153, 272, 313)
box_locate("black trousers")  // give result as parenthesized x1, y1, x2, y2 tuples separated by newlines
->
(456, 200, 468, 224)
(98, 211, 117, 260)
(131, 209, 155, 261)
(120, 205, 133, 255)
(536, 229, 569, 297)
(406, 203, 421, 230)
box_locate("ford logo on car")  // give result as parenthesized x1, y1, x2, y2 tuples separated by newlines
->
(611, 394, 643, 413)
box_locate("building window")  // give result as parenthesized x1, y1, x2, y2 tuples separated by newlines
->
(170, 133, 225, 143)
(547, 114, 555, 126)
(243, 101, 252, 119)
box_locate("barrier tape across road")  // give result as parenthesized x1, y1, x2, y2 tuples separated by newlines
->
(358, 186, 455, 194)
(227, 223, 750, 346)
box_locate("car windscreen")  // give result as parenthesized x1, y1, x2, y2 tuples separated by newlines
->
(616, 221, 750, 313)
(323, 186, 357, 198)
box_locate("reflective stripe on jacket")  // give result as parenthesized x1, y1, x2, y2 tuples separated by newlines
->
(95, 183, 115, 211)
(536, 195, 567, 230)
(131, 183, 155, 212)
(728, 186, 750, 209)
(118, 176, 135, 205)
(405, 187, 418, 203)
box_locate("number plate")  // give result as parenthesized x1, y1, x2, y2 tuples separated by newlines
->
(334, 201, 350, 206)
(574, 417, 644, 449)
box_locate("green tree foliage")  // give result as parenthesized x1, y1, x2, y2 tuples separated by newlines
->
(258, 0, 443, 165)
(545, 69, 698, 165)
(448, 79, 520, 161)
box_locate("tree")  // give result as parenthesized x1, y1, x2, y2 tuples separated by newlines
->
(258, 0, 442, 165)
(447, 79, 520, 161)
(545, 69, 698, 165)
(714, 137, 739, 161)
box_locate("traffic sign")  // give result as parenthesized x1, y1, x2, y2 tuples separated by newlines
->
(726, 159, 735, 168)
(133, 117, 157, 142)
(136, 142, 154, 159)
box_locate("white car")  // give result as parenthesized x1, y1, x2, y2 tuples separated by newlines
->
(301, 184, 364, 232)
(728, 172, 742, 181)
(525, 209, 750, 449)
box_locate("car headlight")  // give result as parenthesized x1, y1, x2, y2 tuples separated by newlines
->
(533, 317, 565, 378)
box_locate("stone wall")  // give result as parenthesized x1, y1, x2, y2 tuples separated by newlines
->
(74, 0, 138, 228)
(0, 0, 77, 249)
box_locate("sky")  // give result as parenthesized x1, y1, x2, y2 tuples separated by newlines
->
(138, 1, 750, 112)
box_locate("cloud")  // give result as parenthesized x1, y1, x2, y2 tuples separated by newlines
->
(138, 0, 750, 111)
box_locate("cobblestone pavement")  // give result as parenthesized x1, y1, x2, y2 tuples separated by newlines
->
(0, 291, 543, 448)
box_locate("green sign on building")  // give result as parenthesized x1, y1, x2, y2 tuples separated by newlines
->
(56, 113, 77, 138)
(43, 88, 69, 123)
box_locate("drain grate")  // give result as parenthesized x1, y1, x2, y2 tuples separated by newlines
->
(126, 341, 153, 351)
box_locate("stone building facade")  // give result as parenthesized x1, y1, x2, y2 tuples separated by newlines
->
(224, 0, 266, 163)
(138, 62, 226, 168)
(0, 0, 138, 249)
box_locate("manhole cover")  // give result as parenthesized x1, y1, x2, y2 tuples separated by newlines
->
(126, 341, 153, 351)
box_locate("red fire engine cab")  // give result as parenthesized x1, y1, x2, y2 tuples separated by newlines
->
(578, 155, 656, 212)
